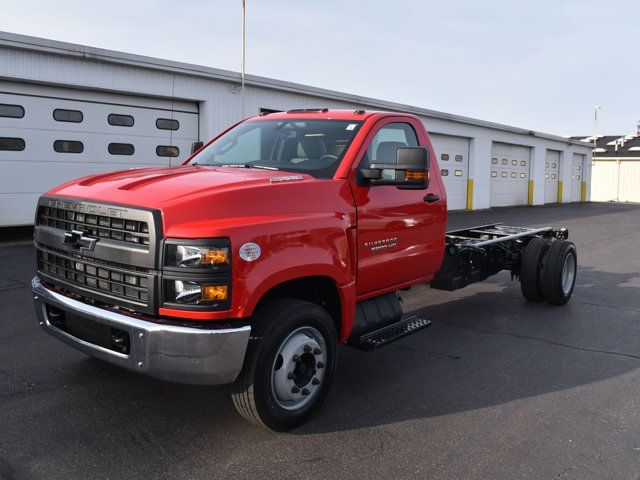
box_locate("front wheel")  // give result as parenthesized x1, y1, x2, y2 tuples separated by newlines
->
(231, 299, 338, 431)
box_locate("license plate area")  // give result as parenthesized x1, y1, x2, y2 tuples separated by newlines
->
(46, 305, 130, 355)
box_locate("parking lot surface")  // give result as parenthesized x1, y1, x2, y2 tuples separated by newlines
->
(1, 202, 640, 480)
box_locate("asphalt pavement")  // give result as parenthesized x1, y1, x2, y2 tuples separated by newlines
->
(1, 202, 640, 480)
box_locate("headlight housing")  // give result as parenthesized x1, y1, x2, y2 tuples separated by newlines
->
(164, 280, 229, 306)
(162, 238, 231, 310)
(164, 240, 230, 271)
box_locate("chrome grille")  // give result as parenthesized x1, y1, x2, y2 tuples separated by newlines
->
(38, 206, 150, 246)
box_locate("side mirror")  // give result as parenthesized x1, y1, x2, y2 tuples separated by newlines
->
(360, 146, 430, 190)
(191, 141, 204, 154)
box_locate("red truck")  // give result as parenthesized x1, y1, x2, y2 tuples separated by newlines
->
(32, 109, 577, 430)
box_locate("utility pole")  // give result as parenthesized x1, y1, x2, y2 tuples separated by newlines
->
(593, 105, 601, 149)
(241, 0, 246, 118)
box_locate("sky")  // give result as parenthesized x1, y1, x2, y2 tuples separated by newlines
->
(0, 0, 638, 136)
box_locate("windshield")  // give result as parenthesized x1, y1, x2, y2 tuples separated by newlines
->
(188, 119, 363, 179)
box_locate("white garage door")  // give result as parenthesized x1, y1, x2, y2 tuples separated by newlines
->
(490, 142, 531, 207)
(591, 159, 640, 203)
(0, 86, 199, 226)
(544, 150, 561, 204)
(570, 153, 585, 202)
(429, 133, 470, 210)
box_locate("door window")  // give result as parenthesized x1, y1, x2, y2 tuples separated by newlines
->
(358, 122, 419, 180)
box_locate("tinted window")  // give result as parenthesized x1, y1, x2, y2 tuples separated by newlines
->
(0, 104, 24, 118)
(0, 138, 25, 151)
(156, 118, 179, 130)
(360, 122, 419, 168)
(156, 145, 179, 157)
(189, 119, 363, 179)
(53, 109, 83, 123)
(108, 114, 134, 127)
(54, 140, 83, 154)
(108, 143, 135, 155)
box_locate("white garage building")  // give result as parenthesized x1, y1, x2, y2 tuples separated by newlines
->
(574, 133, 640, 204)
(0, 32, 592, 226)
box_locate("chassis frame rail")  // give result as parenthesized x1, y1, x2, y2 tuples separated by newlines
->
(431, 223, 569, 292)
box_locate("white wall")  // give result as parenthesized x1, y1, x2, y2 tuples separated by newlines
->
(0, 32, 593, 221)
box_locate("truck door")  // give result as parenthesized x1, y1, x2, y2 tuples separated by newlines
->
(351, 118, 446, 297)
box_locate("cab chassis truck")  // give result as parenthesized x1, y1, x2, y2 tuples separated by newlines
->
(32, 109, 577, 430)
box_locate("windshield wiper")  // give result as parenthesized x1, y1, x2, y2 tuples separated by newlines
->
(220, 163, 279, 171)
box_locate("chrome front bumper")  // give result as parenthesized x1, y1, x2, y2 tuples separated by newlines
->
(32, 277, 251, 385)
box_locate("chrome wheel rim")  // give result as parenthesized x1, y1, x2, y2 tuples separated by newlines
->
(561, 252, 576, 295)
(271, 326, 327, 411)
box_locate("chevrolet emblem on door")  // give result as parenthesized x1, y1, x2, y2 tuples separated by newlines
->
(63, 229, 98, 252)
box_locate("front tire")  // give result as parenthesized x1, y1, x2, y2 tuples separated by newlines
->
(231, 299, 338, 431)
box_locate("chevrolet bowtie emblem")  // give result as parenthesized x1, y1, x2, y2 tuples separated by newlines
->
(63, 229, 98, 252)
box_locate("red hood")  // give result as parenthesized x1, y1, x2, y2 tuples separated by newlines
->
(46, 165, 337, 238)
(48, 165, 314, 209)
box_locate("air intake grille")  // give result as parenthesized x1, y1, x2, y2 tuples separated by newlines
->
(38, 206, 149, 246)
(38, 248, 150, 305)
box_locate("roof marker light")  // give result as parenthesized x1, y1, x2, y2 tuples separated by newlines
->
(287, 108, 329, 113)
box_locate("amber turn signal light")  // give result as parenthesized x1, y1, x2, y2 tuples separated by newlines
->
(201, 248, 230, 265)
(201, 285, 228, 301)
(405, 171, 427, 180)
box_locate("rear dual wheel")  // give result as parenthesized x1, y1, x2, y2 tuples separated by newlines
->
(543, 240, 577, 305)
(520, 237, 550, 302)
(520, 238, 577, 305)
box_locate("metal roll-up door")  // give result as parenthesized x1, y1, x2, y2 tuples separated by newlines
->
(0, 86, 199, 226)
(619, 160, 640, 202)
(544, 150, 561, 203)
(571, 153, 585, 202)
(429, 133, 470, 210)
(490, 142, 531, 207)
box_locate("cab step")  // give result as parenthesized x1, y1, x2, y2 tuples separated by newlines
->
(351, 315, 431, 351)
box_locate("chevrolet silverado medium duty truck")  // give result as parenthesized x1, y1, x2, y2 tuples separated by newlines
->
(32, 109, 577, 430)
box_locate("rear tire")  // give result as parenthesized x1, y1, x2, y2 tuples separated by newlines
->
(520, 237, 550, 302)
(231, 299, 338, 431)
(542, 240, 577, 305)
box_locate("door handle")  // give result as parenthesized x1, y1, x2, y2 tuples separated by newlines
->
(423, 194, 440, 203)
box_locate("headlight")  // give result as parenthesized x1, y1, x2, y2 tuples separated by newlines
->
(165, 280, 229, 306)
(163, 239, 231, 310)
(165, 242, 230, 270)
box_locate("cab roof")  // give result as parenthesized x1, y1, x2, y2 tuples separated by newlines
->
(247, 109, 401, 122)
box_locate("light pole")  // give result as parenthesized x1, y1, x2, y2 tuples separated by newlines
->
(241, 0, 246, 118)
(593, 105, 601, 148)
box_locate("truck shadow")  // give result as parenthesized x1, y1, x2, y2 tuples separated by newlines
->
(44, 266, 639, 442)
(293, 266, 640, 434)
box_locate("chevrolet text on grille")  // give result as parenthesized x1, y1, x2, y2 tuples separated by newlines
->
(48, 199, 128, 218)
